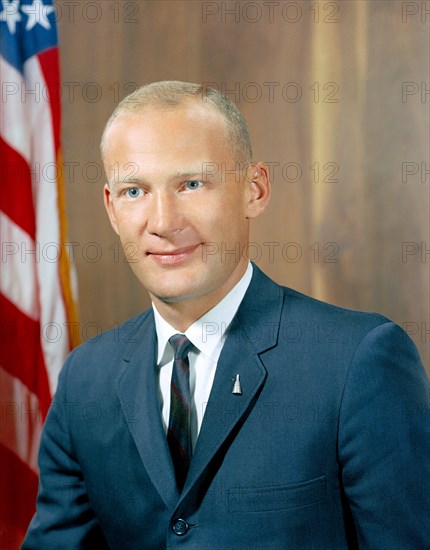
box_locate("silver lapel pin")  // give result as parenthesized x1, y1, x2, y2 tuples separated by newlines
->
(232, 374, 242, 395)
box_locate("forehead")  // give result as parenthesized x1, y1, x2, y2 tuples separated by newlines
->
(102, 102, 235, 182)
(104, 101, 230, 155)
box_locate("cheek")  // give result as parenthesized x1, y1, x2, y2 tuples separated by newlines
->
(214, 196, 247, 232)
(114, 205, 146, 234)
(205, 188, 246, 220)
(193, 208, 230, 240)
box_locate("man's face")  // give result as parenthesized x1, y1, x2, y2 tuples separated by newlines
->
(103, 101, 268, 313)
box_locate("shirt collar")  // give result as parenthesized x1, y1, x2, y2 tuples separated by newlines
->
(153, 262, 253, 365)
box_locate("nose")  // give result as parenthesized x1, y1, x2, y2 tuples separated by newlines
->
(146, 191, 184, 238)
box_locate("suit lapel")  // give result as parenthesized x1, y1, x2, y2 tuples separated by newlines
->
(183, 319, 266, 494)
(116, 266, 284, 509)
(182, 265, 284, 498)
(117, 311, 179, 510)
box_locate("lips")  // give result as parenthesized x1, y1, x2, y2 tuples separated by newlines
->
(147, 244, 201, 265)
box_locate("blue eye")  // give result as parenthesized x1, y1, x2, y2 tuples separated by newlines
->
(125, 187, 142, 198)
(185, 180, 204, 191)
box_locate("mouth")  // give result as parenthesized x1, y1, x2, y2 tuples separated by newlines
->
(147, 244, 201, 265)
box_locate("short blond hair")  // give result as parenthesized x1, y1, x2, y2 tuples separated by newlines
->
(100, 80, 252, 164)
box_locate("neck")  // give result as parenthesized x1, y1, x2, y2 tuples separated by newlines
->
(150, 261, 248, 332)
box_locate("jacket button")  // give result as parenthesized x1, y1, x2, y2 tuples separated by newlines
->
(172, 518, 189, 536)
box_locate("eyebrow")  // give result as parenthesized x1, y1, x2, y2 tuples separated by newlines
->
(115, 168, 211, 186)
(171, 169, 208, 179)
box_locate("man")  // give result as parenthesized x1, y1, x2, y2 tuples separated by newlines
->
(23, 81, 429, 549)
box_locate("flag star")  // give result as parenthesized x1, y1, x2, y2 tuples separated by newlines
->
(21, 0, 55, 31)
(0, 0, 21, 34)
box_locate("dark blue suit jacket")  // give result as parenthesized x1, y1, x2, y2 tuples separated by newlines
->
(23, 266, 430, 549)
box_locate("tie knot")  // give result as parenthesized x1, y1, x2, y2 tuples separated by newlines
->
(169, 333, 193, 360)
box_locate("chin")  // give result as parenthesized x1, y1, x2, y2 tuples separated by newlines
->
(146, 282, 204, 304)
(155, 295, 191, 304)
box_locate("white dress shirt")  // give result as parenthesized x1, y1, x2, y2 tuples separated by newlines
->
(153, 262, 253, 450)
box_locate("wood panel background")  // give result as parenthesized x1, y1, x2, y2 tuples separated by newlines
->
(57, 0, 429, 372)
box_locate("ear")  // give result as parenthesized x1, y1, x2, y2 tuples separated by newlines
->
(244, 162, 271, 219)
(103, 183, 120, 235)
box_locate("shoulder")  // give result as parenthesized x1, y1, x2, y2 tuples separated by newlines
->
(72, 308, 153, 356)
(277, 279, 425, 383)
(59, 308, 154, 386)
(249, 267, 427, 406)
(246, 265, 426, 374)
(249, 263, 391, 337)
(282, 284, 389, 334)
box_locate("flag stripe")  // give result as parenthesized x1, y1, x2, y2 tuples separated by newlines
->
(0, 444, 38, 549)
(0, 294, 51, 417)
(0, 138, 36, 239)
(1, 211, 39, 321)
(38, 48, 61, 151)
(25, 54, 70, 391)
(0, 55, 31, 162)
(0, 366, 43, 472)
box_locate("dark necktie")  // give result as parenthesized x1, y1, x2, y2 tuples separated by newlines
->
(167, 333, 193, 492)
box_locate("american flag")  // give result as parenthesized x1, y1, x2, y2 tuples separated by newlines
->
(0, 0, 79, 546)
